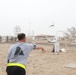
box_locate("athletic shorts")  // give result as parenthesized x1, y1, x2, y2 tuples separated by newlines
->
(6, 66, 26, 75)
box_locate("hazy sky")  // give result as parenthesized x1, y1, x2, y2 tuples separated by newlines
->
(0, 0, 76, 36)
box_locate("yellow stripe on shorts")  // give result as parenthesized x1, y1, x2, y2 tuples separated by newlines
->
(7, 63, 26, 70)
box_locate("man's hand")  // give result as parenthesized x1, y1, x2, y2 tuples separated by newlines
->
(41, 47, 45, 52)
(35, 46, 45, 52)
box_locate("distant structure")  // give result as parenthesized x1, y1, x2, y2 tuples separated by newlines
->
(34, 34, 55, 44)
(0, 36, 2, 42)
(0, 36, 17, 43)
(35, 34, 55, 40)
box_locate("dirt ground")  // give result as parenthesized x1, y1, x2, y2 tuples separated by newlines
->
(0, 43, 76, 75)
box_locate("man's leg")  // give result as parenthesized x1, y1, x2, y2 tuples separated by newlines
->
(6, 66, 13, 75)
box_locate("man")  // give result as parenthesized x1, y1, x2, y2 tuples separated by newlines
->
(52, 38, 60, 54)
(6, 33, 45, 75)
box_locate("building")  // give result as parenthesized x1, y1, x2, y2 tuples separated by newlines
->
(35, 34, 55, 40)
(34, 34, 55, 44)
(0, 36, 17, 43)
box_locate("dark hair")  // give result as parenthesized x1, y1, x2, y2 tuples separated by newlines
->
(17, 33, 26, 40)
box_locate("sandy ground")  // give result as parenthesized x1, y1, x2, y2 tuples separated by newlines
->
(0, 43, 76, 75)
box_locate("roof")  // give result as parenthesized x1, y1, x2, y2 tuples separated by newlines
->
(35, 34, 55, 37)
